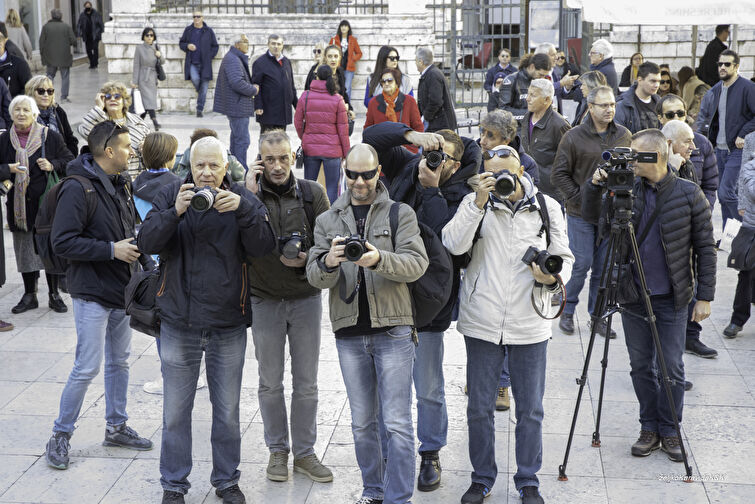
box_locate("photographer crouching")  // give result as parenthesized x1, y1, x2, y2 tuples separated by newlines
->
(582, 129, 716, 463)
(443, 145, 573, 504)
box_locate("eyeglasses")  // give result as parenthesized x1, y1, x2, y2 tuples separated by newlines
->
(381, 77, 395, 84)
(344, 167, 379, 180)
(104, 93, 122, 100)
(482, 148, 520, 162)
(313, 49, 322, 54)
(717, 61, 733, 67)
(35, 88, 54, 96)
(387, 55, 400, 62)
(590, 102, 616, 110)
(663, 110, 686, 119)
(660, 79, 670, 85)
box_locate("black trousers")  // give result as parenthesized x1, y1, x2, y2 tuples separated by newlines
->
(259, 124, 286, 134)
(731, 268, 755, 326)
(85, 38, 99, 68)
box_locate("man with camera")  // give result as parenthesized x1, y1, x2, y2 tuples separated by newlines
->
(551, 85, 632, 338)
(242, 130, 333, 484)
(443, 144, 573, 504)
(362, 120, 480, 491)
(582, 129, 716, 463)
(306, 144, 428, 504)
(137, 136, 276, 504)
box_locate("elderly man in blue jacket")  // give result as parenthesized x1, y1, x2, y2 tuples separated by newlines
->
(179, 10, 219, 118)
(214, 34, 259, 170)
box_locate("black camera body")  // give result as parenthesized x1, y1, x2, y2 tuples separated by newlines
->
(279, 232, 305, 260)
(522, 246, 563, 275)
(190, 186, 217, 212)
(343, 235, 367, 262)
(424, 150, 445, 170)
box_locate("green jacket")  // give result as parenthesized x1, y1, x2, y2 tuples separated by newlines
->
(306, 182, 428, 332)
(249, 175, 329, 299)
(173, 146, 245, 182)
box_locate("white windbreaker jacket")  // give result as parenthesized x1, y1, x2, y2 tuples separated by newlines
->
(443, 176, 574, 345)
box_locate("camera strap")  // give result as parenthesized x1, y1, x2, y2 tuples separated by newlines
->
(635, 185, 669, 248)
(339, 266, 363, 304)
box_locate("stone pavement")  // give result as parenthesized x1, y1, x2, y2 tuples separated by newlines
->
(0, 65, 754, 504)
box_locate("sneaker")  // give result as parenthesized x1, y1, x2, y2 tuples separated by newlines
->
(461, 482, 492, 504)
(661, 436, 684, 462)
(266, 451, 289, 481)
(196, 110, 203, 118)
(558, 313, 574, 334)
(519, 486, 545, 504)
(417, 450, 441, 491)
(590, 319, 617, 339)
(685, 339, 718, 358)
(45, 431, 70, 469)
(496, 387, 510, 411)
(723, 323, 743, 338)
(103, 423, 153, 450)
(161, 490, 185, 503)
(215, 484, 245, 504)
(293, 453, 333, 482)
(143, 377, 163, 395)
(631, 430, 660, 457)
(0, 319, 14, 332)
(685, 380, 693, 391)
(354, 498, 383, 504)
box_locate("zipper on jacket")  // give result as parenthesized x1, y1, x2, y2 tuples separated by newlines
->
(240, 262, 248, 315)
(157, 262, 168, 297)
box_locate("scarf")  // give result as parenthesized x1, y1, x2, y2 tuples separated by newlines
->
(38, 107, 60, 135)
(11, 121, 46, 231)
(382, 87, 400, 122)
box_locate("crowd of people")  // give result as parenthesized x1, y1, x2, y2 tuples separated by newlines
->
(0, 6, 753, 504)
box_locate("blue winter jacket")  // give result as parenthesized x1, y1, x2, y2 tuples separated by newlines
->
(696, 77, 755, 151)
(213, 46, 258, 117)
(179, 23, 219, 81)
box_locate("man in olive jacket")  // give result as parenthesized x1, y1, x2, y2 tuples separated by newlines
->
(244, 130, 333, 485)
(306, 144, 428, 504)
(39, 9, 75, 102)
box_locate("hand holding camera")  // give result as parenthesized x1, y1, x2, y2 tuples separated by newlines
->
(591, 167, 608, 186)
(475, 172, 497, 209)
(417, 158, 442, 189)
(325, 236, 347, 268)
(212, 189, 241, 213)
(174, 183, 195, 216)
(325, 235, 380, 269)
(113, 237, 141, 264)
(280, 251, 307, 268)
(404, 130, 444, 151)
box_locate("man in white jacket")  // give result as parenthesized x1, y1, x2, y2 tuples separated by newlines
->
(443, 145, 574, 504)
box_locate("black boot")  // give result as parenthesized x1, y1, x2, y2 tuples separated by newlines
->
(417, 450, 441, 492)
(46, 273, 67, 313)
(13, 272, 39, 314)
(152, 119, 161, 131)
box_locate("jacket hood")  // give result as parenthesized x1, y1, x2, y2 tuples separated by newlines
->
(67, 153, 122, 196)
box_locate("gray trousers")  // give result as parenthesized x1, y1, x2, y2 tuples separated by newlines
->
(251, 294, 321, 458)
(46, 66, 70, 99)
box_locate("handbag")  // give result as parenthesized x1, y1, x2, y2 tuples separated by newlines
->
(348, 118, 355, 136)
(38, 128, 58, 205)
(295, 91, 310, 170)
(154, 43, 166, 81)
(727, 226, 755, 271)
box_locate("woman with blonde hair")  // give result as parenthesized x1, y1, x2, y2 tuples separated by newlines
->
(25, 75, 78, 156)
(5, 9, 32, 60)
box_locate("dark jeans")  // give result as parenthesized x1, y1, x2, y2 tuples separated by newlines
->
(85, 38, 99, 67)
(303, 155, 341, 204)
(622, 295, 686, 437)
(564, 215, 608, 316)
(685, 297, 703, 343)
(716, 148, 743, 225)
(730, 268, 755, 326)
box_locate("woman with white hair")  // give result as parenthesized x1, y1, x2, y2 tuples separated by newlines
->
(0, 94, 74, 314)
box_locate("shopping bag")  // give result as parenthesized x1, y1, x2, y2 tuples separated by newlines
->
(719, 218, 742, 253)
(131, 88, 145, 115)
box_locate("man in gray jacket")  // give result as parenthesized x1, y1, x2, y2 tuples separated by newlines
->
(306, 144, 428, 504)
(39, 10, 75, 102)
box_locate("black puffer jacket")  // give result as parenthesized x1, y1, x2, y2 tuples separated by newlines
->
(497, 69, 532, 120)
(581, 171, 716, 309)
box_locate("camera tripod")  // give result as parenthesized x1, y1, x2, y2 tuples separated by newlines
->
(557, 199, 693, 481)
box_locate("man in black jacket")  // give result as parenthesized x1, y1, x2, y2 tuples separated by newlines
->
(497, 53, 552, 123)
(138, 136, 275, 504)
(614, 62, 662, 134)
(179, 10, 219, 118)
(252, 34, 298, 133)
(697, 25, 729, 87)
(0, 31, 30, 96)
(583, 129, 715, 464)
(363, 121, 480, 492)
(76, 1, 103, 69)
(415, 46, 457, 132)
(45, 122, 153, 471)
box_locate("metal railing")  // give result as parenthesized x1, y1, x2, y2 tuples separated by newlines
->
(151, 0, 387, 14)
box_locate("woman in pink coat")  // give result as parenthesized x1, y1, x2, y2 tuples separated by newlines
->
(295, 65, 350, 203)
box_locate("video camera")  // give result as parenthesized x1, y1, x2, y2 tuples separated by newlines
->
(598, 148, 657, 218)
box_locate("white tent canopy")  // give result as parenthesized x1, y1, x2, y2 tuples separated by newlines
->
(565, 0, 755, 25)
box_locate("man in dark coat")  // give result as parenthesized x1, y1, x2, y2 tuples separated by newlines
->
(497, 53, 552, 124)
(0, 22, 24, 61)
(76, 1, 104, 69)
(213, 34, 259, 170)
(614, 62, 662, 134)
(697, 25, 729, 87)
(39, 9, 76, 102)
(484, 48, 517, 95)
(588, 39, 619, 95)
(0, 31, 30, 97)
(415, 46, 457, 132)
(252, 34, 298, 133)
(179, 10, 219, 117)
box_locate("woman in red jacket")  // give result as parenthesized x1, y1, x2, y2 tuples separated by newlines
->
(364, 68, 424, 152)
(295, 65, 350, 203)
(329, 20, 362, 100)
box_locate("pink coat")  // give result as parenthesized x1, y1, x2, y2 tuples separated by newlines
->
(294, 80, 350, 159)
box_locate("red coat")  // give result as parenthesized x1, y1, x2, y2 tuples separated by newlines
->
(329, 35, 362, 73)
(365, 93, 424, 152)
(294, 80, 350, 159)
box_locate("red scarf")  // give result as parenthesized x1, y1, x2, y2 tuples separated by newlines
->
(382, 87, 400, 122)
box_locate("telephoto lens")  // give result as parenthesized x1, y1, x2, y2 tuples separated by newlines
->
(190, 187, 216, 212)
(522, 246, 563, 275)
(343, 235, 367, 262)
(494, 172, 516, 196)
(424, 150, 445, 170)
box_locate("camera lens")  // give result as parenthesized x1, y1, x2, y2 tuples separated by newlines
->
(190, 188, 215, 212)
(280, 237, 302, 260)
(344, 241, 365, 262)
(541, 254, 563, 275)
(494, 173, 515, 196)
(425, 150, 444, 170)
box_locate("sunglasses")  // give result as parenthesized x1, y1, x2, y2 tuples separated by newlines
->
(387, 55, 400, 62)
(482, 148, 520, 162)
(193, 15, 202, 18)
(717, 61, 733, 67)
(381, 77, 395, 84)
(663, 110, 686, 119)
(344, 167, 379, 180)
(313, 49, 322, 54)
(660, 79, 670, 85)
(555, 56, 565, 61)
(35, 88, 54, 96)
(104, 122, 128, 149)
(104, 93, 122, 100)
(145, 33, 155, 38)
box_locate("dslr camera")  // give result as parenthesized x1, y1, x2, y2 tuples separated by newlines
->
(279, 232, 305, 260)
(522, 246, 563, 275)
(343, 235, 368, 262)
(190, 186, 217, 212)
(424, 150, 446, 170)
(493, 171, 517, 197)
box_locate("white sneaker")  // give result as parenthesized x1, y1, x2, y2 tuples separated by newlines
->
(143, 377, 163, 395)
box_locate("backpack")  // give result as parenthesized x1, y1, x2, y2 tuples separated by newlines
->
(389, 202, 454, 328)
(124, 265, 161, 337)
(459, 192, 551, 268)
(33, 175, 98, 274)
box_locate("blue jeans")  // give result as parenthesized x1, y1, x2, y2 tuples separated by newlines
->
(564, 215, 607, 316)
(344, 70, 355, 100)
(465, 337, 547, 490)
(303, 155, 341, 204)
(54, 298, 131, 434)
(716, 148, 743, 225)
(413, 331, 448, 453)
(189, 64, 209, 112)
(228, 116, 250, 170)
(498, 352, 510, 388)
(336, 328, 415, 504)
(159, 322, 247, 495)
(622, 295, 686, 438)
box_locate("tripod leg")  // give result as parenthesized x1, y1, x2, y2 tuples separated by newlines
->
(626, 226, 693, 479)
